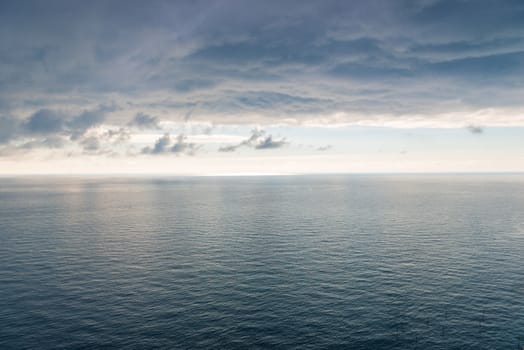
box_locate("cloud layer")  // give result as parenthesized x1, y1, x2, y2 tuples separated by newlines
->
(1, 0, 524, 156)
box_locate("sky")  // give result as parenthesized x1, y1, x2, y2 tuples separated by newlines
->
(1, 0, 524, 175)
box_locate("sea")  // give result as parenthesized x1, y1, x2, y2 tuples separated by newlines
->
(1, 175, 523, 349)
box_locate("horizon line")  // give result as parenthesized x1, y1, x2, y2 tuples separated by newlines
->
(1, 171, 524, 178)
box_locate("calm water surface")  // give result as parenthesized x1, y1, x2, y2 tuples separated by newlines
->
(1, 175, 523, 349)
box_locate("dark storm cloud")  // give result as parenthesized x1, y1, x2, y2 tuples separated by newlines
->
(142, 133, 199, 156)
(1, 0, 524, 153)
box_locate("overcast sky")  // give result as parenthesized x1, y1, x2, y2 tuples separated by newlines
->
(1, 0, 524, 174)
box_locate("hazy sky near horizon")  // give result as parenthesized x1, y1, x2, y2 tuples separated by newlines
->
(1, 0, 524, 174)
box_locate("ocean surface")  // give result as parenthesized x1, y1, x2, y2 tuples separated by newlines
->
(1, 175, 523, 349)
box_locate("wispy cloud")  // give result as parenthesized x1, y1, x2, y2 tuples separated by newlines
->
(218, 129, 287, 152)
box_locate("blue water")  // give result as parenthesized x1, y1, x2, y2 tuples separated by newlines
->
(1, 175, 524, 349)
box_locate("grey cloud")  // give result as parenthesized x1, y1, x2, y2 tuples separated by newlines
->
(104, 128, 130, 143)
(80, 136, 101, 152)
(0, 104, 116, 155)
(21, 136, 65, 150)
(20, 105, 110, 139)
(0, 112, 67, 155)
(174, 79, 217, 93)
(411, 0, 524, 39)
(165, 91, 334, 119)
(235, 91, 330, 110)
(254, 135, 287, 149)
(25, 109, 64, 134)
(1, 0, 524, 148)
(128, 113, 161, 129)
(69, 104, 117, 139)
(467, 125, 484, 134)
(0, 115, 20, 143)
(316, 145, 332, 151)
(217, 144, 238, 153)
(68, 111, 105, 139)
(218, 129, 263, 152)
(219, 129, 287, 152)
(142, 133, 199, 156)
(171, 134, 199, 155)
(143, 133, 171, 154)
(424, 51, 524, 79)
(0, 135, 65, 156)
(79, 127, 130, 153)
(409, 37, 524, 59)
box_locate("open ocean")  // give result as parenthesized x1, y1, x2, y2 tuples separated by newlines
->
(1, 175, 523, 349)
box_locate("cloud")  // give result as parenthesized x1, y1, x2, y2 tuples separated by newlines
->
(174, 79, 217, 93)
(0, 135, 65, 156)
(254, 135, 287, 149)
(217, 145, 238, 152)
(25, 109, 64, 135)
(128, 113, 161, 129)
(23, 106, 106, 138)
(1, 0, 524, 157)
(316, 145, 332, 151)
(467, 125, 484, 134)
(79, 136, 101, 151)
(218, 129, 262, 152)
(20, 136, 65, 150)
(0, 104, 116, 155)
(2, 1, 523, 118)
(21, 105, 110, 140)
(171, 134, 199, 155)
(68, 105, 112, 139)
(0, 115, 20, 143)
(104, 128, 130, 143)
(143, 133, 171, 154)
(142, 133, 199, 156)
(218, 129, 287, 152)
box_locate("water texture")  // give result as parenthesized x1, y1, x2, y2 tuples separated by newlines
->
(1, 175, 523, 349)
